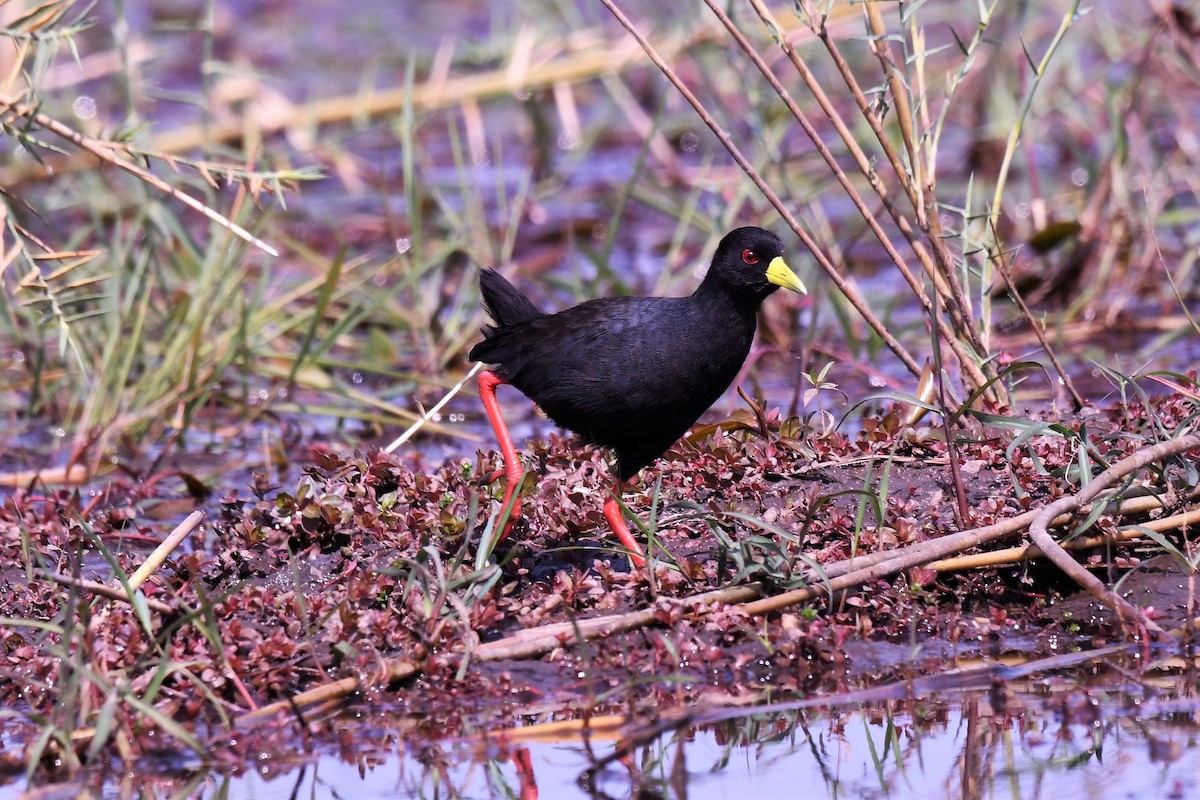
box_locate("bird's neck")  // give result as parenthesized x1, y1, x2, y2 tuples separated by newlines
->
(692, 276, 765, 319)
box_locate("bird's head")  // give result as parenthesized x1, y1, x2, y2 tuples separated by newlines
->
(707, 226, 806, 300)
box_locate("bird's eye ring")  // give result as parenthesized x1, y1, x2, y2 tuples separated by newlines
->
(742, 249, 759, 265)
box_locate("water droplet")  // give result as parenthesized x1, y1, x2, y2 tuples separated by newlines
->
(73, 96, 96, 119)
(1071, 168, 1088, 187)
(395, 238, 411, 254)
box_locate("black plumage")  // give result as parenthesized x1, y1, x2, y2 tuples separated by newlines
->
(469, 226, 805, 565)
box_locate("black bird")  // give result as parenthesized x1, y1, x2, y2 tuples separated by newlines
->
(469, 226, 806, 566)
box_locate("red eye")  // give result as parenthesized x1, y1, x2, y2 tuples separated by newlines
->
(742, 249, 759, 265)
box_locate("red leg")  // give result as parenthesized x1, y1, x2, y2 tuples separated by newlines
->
(479, 370, 523, 539)
(602, 479, 647, 568)
(512, 747, 538, 800)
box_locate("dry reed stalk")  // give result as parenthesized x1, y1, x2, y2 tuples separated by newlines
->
(0, 464, 89, 487)
(236, 584, 759, 726)
(1025, 434, 1200, 638)
(932, 506, 1200, 571)
(386, 362, 482, 453)
(797, 1, 993, 378)
(36, 570, 175, 615)
(7, 24, 684, 169)
(125, 511, 205, 592)
(746, 0, 959, 323)
(820, 482, 1200, 580)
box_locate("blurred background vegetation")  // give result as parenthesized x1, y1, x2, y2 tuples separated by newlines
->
(1, 0, 1197, 484)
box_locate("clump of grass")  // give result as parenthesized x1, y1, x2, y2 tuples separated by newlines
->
(1, 6, 324, 467)
(3, 523, 222, 777)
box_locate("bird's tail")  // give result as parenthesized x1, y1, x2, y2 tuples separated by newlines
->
(477, 268, 545, 334)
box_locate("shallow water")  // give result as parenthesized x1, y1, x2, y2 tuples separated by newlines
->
(8, 680, 1196, 799)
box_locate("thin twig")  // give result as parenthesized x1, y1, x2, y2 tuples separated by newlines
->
(861, 12, 980, 362)
(862, 2, 921, 224)
(1026, 434, 1200, 639)
(857, 2, 982, 359)
(0, 94, 279, 257)
(704, 0, 989, 395)
(36, 570, 175, 615)
(385, 362, 482, 453)
(797, 2, 989, 377)
(990, 235, 1085, 411)
(599, 0, 922, 378)
(747, 0, 962, 335)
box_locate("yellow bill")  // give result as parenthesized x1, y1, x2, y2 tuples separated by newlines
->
(766, 257, 807, 294)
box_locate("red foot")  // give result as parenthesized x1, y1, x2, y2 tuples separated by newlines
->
(479, 371, 523, 539)
(512, 747, 538, 800)
(602, 481, 647, 568)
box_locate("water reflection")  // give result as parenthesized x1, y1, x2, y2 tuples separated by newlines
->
(29, 682, 1195, 800)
